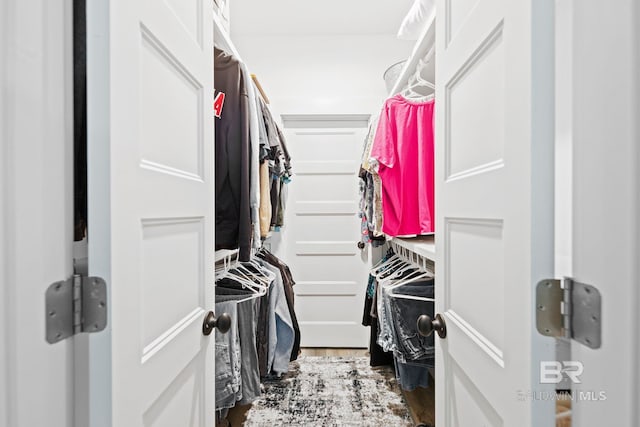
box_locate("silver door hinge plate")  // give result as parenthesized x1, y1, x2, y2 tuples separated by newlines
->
(45, 274, 107, 344)
(536, 278, 601, 349)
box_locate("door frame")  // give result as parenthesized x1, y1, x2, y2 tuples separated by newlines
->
(73, 0, 114, 425)
(1, 0, 76, 425)
(562, 0, 640, 425)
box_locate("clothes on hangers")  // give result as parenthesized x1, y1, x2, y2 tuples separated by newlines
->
(258, 133, 272, 238)
(358, 116, 386, 247)
(257, 249, 301, 361)
(362, 251, 396, 367)
(214, 47, 293, 258)
(214, 262, 269, 411)
(214, 47, 252, 261)
(214, 251, 300, 413)
(215, 262, 272, 410)
(377, 268, 425, 354)
(260, 261, 295, 376)
(370, 94, 435, 236)
(257, 97, 292, 234)
(389, 281, 435, 362)
(363, 250, 435, 390)
(216, 293, 261, 406)
(241, 62, 262, 250)
(214, 299, 241, 410)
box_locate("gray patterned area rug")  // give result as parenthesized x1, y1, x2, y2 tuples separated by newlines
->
(245, 356, 412, 426)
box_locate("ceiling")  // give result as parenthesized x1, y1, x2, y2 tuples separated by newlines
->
(230, 0, 415, 36)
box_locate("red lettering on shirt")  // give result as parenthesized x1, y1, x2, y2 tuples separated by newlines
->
(213, 91, 226, 118)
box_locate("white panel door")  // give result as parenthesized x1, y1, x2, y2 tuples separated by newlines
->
(284, 127, 370, 348)
(87, 0, 215, 425)
(434, 0, 555, 425)
(568, 0, 639, 425)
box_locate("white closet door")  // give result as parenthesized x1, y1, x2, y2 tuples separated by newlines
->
(434, 0, 555, 425)
(284, 126, 370, 348)
(86, 0, 215, 425)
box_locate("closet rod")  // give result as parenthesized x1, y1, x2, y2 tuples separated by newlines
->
(215, 248, 239, 264)
(251, 74, 270, 104)
(388, 239, 434, 274)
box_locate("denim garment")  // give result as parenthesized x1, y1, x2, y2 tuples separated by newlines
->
(376, 281, 394, 352)
(394, 357, 431, 391)
(261, 262, 295, 376)
(256, 287, 271, 377)
(217, 265, 278, 377)
(376, 268, 420, 352)
(266, 274, 278, 374)
(219, 271, 274, 378)
(389, 281, 435, 362)
(215, 294, 261, 406)
(257, 250, 301, 362)
(214, 300, 240, 410)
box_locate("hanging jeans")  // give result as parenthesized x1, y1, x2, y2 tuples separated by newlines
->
(388, 280, 435, 363)
(261, 262, 295, 376)
(376, 268, 420, 352)
(215, 294, 261, 406)
(216, 282, 271, 378)
(389, 279, 434, 391)
(214, 300, 241, 410)
(394, 358, 431, 391)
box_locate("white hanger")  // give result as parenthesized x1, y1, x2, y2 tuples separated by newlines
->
(371, 252, 395, 271)
(400, 46, 436, 100)
(371, 253, 400, 275)
(219, 264, 265, 293)
(223, 271, 263, 292)
(384, 268, 430, 290)
(235, 282, 268, 302)
(384, 258, 419, 281)
(373, 256, 406, 279)
(237, 261, 271, 287)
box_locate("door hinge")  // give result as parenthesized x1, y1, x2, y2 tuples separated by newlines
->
(536, 277, 601, 349)
(45, 274, 107, 344)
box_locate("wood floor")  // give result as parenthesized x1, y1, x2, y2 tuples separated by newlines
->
(300, 348, 368, 357)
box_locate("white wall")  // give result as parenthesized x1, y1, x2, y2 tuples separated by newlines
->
(232, 34, 414, 117)
(232, 33, 413, 258)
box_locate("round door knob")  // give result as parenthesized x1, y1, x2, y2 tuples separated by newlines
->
(417, 313, 447, 339)
(202, 311, 231, 336)
(357, 241, 366, 249)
